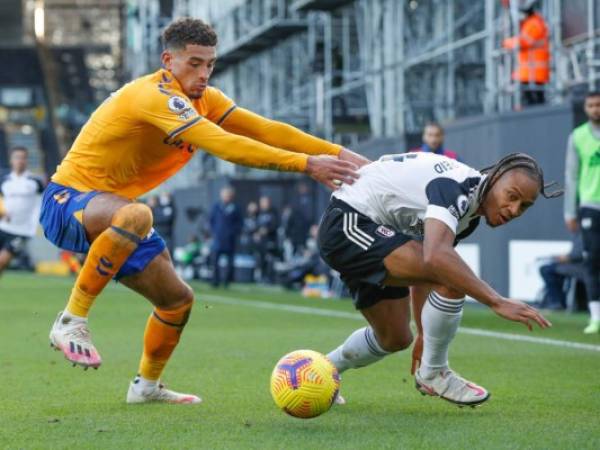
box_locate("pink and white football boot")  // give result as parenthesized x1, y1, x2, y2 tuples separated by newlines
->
(49, 311, 102, 370)
(415, 367, 490, 407)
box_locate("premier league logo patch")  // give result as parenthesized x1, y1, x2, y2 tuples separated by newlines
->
(167, 96, 198, 120)
(375, 225, 396, 238)
(168, 96, 189, 113)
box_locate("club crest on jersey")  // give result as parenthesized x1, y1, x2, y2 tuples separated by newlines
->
(456, 195, 469, 216)
(449, 195, 469, 219)
(375, 225, 396, 238)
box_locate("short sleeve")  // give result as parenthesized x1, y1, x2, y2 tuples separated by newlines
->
(424, 178, 471, 234)
(31, 176, 45, 194)
(201, 87, 237, 125)
(135, 88, 202, 142)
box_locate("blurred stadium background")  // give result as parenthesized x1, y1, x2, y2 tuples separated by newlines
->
(1, 0, 599, 300)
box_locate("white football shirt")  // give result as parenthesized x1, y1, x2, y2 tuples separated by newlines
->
(0, 171, 44, 237)
(333, 152, 484, 240)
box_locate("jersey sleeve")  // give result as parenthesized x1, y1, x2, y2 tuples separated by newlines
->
(202, 87, 237, 125)
(219, 106, 342, 156)
(424, 177, 471, 234)
(134, 87, 202, 140)
(178, 116, 308, 172)
(29, 176, 45, 194)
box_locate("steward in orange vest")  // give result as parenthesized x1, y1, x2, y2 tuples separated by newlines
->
(503, 5, 550, 105)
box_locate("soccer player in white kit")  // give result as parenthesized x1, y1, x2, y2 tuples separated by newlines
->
(0, 146, 44, 276)
(317, 152, 561, 406)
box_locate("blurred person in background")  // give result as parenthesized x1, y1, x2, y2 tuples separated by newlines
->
(564, 91, 600, 334)
(39, 17, 368, 404)
(281, 224, 328, 290)
(209, 186, 242, 288)
(537, 233, 584, 311)
(503, 0, 549, 106)
(409, 123, 459, 161)
(281, 183, 312, 256)
(239, 201, 258, 255)
(0, 146, 44, 278)
(147, 193, 175, 252)
(256, 196, 279, 283)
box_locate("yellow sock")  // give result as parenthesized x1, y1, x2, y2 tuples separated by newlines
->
(138, 302, 193, 381)
(65, 203, 153, 318)
(65, 228, 138, 317)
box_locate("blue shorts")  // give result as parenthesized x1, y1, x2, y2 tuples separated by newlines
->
(39, 182, 166, 279)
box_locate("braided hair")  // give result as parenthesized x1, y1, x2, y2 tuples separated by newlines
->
(477, 153, 563, 204)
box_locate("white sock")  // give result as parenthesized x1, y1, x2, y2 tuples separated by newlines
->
(589, 301, 600, 321)
(133, 374, 158, 393)
(420, 291, 465, 379)
(327, 326, 390, 373)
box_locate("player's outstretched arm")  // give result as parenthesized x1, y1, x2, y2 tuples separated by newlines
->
(180, 119, 359, 190)
(220, 107, 371, 168)
(423, 218, 551, 330)
(338, 147, 371, 169)
(305, 156, 359, 190)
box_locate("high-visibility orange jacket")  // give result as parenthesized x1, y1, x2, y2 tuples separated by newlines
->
(503, 13, 550, 84)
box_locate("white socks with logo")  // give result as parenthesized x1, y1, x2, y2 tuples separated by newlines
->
(420, 291, 465, 379)
(327, 326, 390, 373)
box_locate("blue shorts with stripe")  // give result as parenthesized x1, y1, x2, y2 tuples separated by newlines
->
(39, 182, 166, 279)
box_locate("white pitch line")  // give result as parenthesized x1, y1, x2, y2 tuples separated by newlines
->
(201, 294, 600, 353)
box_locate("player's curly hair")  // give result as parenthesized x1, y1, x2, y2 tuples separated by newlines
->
(162, 18, 217, 50)
(477, 153, 563, 203)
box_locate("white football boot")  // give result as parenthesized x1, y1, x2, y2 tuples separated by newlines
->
(415, 367, 490, 407)
(126, 380, 202, 404)
(49, 311, 102, 369)
(334, 393, 346, 405)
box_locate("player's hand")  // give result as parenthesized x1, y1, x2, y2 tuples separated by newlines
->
(305, 155, 359, 190)
(411, 333, 423, 375)
(338, 147, 371, 169)
(491, 298, 552, 331)
(565, 218, 578, 233)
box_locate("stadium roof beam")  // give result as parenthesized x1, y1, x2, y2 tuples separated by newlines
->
(213, 18, 308, 75)
(290, 0, 354, 12)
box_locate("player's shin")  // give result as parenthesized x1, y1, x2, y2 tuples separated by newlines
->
(65, 203, 153, 318)
(136, 301, 193, 389)
(420, 291, 464, 378)
(327, 326, 390, 373)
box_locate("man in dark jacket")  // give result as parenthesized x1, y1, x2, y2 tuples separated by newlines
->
(255, 195, 279, 283)
(209, 187, 243, 288)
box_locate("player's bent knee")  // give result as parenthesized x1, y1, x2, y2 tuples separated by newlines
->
(378, 330, 413, 352)
(111, 203, 153, 238)
(180, 283, 195, 306)
(166, 282, 194, 310)
(434, 285, 465, 299)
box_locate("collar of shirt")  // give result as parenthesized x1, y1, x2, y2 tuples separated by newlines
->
(9, 170, 30, 179)
(159, 69, 186, 94)
(421, 144, 445, 155)
(589, 121, 600, 139)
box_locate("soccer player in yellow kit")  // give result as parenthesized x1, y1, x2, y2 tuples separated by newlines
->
(40, 18, 368, 403)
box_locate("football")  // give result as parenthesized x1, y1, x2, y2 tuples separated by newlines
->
(270, 349, 340, 419)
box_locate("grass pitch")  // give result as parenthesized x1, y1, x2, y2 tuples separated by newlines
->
(1, 273, 599, 449)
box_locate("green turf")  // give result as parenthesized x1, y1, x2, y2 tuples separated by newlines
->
(1, 273, 599, 449)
